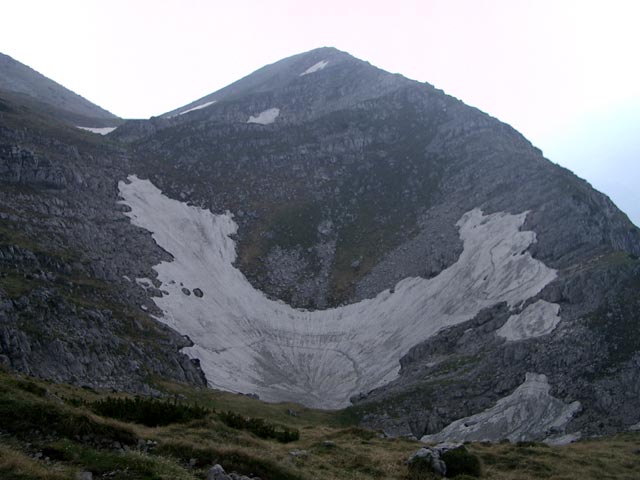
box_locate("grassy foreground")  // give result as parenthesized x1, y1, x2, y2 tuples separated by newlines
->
(0, 367, 638, 479)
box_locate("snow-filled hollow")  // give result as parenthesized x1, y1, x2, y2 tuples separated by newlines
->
(76, 126, 117, 135)
(300, 60, 328, 76)
(118, 176, 558, 409)
(247, 107, 280, 125)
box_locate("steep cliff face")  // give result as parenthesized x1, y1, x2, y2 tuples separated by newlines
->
(1, 47, 640, 442)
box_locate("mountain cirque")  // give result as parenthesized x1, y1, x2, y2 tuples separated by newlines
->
(1, 47, 640, 443)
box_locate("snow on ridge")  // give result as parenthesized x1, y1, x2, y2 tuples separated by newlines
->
(177, 100, 217, 116)
(300, 60, 329, 76)
(76, 126, 117, 135)
(497, 300, 561, 341)
(118, 176, 558, 409)
(421, 373, 581, 444)
(247, 107, 280, 125)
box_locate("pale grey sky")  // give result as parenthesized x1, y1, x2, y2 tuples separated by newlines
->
(1, 0, 638, 225)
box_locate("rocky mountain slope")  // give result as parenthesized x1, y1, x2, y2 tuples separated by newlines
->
(0, 70, 204, 393)
(0, 52, 121, 128)
(2, 47, 640, 444)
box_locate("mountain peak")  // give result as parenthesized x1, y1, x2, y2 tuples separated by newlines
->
(161, 47, 405, 118)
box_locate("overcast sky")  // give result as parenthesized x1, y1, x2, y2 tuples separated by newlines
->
(1, 0, 638, 225)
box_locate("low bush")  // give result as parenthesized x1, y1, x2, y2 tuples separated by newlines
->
(157, 441, 304, 480)
(407, 455, 440, 479)
(91, 396, 210, 427)
(441, 446, 482, 478)
(218, 411, 300, 443)
(0, 398, 136, 445)
(11, 380, 47, 397)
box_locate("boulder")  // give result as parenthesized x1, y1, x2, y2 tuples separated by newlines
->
(207, 464, 230, 480)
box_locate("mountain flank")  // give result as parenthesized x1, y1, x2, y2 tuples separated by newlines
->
(0, 52, 121, 128)
(1, 47, 640, 445)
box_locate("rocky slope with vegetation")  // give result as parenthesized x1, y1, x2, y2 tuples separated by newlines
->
(1, 47, 640, 446)
(0, 84, 204, 394)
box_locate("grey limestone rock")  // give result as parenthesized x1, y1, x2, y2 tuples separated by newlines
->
(207, 464, 228, 480)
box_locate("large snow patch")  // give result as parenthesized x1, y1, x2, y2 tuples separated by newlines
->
(421, 373, 581, 444)
(118, 176, 557, 408)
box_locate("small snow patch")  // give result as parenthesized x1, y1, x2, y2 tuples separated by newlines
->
(247, 107, 280, 125)
(544, 432, 582, 446)
(497, 300, 561, 341)
(300, 60, 328, 76)
(135, 277, 153, 289)
(178, 101, 217, 116)
(77, 126, 117, 135)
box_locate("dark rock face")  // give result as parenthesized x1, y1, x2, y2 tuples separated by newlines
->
(0, 144, 69, 188)
(1, 47, 640, 438)
(0, 97, 205, 393)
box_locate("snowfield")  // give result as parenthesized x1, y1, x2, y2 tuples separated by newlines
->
(119, 176, 559, 409)
(247, 107, 280, 125)
(76, 126, 117, 135)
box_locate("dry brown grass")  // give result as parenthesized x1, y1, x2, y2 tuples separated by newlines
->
(2, 368, 640, 480)
(0, 444, 75, 480)
(472, 436, 640, 480)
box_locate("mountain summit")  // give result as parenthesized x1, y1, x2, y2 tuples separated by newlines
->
(2, 48, 640, 444)
(161, 47, 409, 119)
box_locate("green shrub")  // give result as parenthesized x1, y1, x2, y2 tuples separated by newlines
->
(0, 398, 135, 445)
(12, 380, 47, 397)
(51, 440, 190, 479)
(91, 396, 210, 427)
(407, 456, 440, 480)
(441, 446, 482, 478)
(218, 411, 300, 443)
